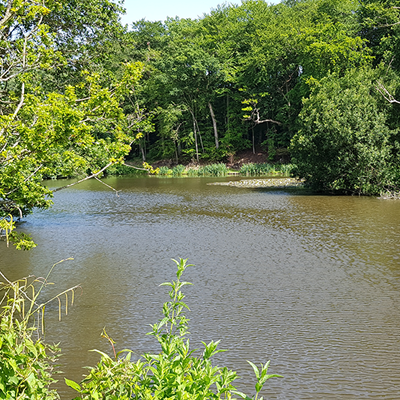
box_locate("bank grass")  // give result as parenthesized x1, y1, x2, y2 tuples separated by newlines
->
(155, 163, 293, 178)
(240, 163, 293, 177)
(158, 163, 230, 177)
(66, 258, 282, 399)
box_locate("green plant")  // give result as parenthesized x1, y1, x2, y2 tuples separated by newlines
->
(0, 215, 36, 250)
(172, 164, 186, 176)
(187, 167, 200, 177)
(276, 164, 293, 176)
(239, 163, 275, 176)
(66, 258, 282, 399)
(290, 67, 400, 195)
(238, 163, 293, 177)
(158, 166, 172, 176)
(0, 260, 79, 399)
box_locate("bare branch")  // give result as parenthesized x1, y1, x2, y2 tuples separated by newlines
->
(257, 118, 282, 125)
(52, 161, 114, 193)
(376, 81, 400, 104)
(94, 176, 120, 196)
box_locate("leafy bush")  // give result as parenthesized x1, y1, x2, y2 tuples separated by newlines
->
(290, 67, 400, 195)
(66, 259, 282, 399)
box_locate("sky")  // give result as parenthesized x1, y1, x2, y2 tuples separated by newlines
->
(120, 0, 281, 26)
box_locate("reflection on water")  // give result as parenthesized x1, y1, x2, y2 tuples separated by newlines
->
(1, 176, 400, 399)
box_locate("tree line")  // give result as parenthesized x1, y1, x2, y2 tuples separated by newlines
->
(128, 0, 400, 196)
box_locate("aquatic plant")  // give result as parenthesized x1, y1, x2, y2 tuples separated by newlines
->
(240, 163, 293, 177)
(186, 163, 228, 177)
(172, 164, 186, 176)
(158, 166, 171, 176)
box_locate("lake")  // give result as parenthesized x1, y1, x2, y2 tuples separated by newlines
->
(1, 175, 400, 399)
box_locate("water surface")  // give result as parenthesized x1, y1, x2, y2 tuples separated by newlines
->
(1, 176, 399, 399)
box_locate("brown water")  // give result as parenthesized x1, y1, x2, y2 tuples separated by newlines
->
(1, 176, 400, 399)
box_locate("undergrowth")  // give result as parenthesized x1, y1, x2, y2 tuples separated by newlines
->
(0, 260, 79, 399)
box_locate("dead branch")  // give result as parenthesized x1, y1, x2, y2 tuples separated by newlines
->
(376, 81, 400, 104)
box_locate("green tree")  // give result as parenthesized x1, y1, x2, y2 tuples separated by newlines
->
(0, 0, 147, 248)
(291, 67, 400, 194)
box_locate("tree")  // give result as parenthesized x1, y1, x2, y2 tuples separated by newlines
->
(290, 67, 400, 195)
(0, 0, 147, 249)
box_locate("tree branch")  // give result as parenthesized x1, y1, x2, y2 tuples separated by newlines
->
(376, 81, 400, 104)
(94, 176, 120, 196)
(52, 161, 114, 193)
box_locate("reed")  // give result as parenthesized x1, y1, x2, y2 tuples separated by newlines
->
(0, 260, 79, 399)
(240, 163, 293, 176)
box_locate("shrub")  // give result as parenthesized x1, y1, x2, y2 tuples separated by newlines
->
(290, 67, 400, 195)
(66, 259, 282, 399)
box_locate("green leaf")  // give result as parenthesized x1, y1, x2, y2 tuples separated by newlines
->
(247, 360, 260, 379)
(64, 378, 82, 392)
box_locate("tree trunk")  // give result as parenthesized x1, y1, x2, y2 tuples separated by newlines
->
(192, 117, 199, 162)
(140, 143, 146, 161)
(226, 94, 230, 130)
(252, 126, 255, 154)
(208, 102, 219, 149)
(195, 118, 204, 152)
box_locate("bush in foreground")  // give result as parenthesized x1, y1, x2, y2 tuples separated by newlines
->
(66, 259, 282, 399)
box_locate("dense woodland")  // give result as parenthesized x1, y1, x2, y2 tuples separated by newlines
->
(1, 0, 400, 228)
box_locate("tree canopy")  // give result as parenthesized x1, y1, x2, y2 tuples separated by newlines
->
(0, 0, 151, 248)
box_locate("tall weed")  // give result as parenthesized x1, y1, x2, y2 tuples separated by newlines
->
(0, 260, 79, 399)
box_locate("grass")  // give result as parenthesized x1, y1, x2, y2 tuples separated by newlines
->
(240, 163, 293, 177)
(153, 162, 293, 178)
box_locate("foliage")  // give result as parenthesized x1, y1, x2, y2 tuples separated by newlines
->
(290, 67, 400, 194)
(158, 166, 172, 176)
(172, 164, 186, 176)
(199, 164, 229, 177)
(0, 0, 151, 249)
(0, 215, 36, 250)
(0, 260, 79, 399)
(66, 258, 282, 399)
(126, 0, 381, 170)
